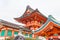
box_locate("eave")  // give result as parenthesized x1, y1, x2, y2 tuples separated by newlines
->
(32, 15, 60, 34)
(0, 19, 32, 32)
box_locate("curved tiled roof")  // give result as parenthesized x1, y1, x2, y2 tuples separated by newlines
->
(14, 5, 34, 19)
(32, 15, 60, 33)
(14, 6, 47, 23)
(48, 15, 60, 25)
(0, 19, 31, 32)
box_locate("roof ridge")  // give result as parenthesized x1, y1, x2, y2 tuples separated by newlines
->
(30, 9, 47, 18)
(26, 5, 33, 10)
(48, 15, 60, 25)
(16, 5, 34, 18)
(23, 5, 34, 15)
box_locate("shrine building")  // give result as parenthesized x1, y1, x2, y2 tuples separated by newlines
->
(14, 5, 60, 40)
(0, 19, 31, 40)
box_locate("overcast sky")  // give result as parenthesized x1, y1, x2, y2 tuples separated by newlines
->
(0, 0, 60, 25)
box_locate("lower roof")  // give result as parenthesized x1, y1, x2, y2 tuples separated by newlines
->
(0, 19, 31, 32)
(32, 15, 60, 34)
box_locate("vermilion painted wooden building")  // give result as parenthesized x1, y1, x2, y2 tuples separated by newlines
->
(14, 5, 47, 31)
(0, 19, 31, 40)
(14, 6, 60, 40)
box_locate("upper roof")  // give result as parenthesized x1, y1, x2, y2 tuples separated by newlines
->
(14, 5, 34, 19)
(0, 19, 31, 32)
(30, 9, 47, 18)
(14, 6, 47, 23)
(32, 15, 60, 33)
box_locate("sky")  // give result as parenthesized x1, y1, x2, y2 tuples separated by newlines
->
(0, 0, 60, 25)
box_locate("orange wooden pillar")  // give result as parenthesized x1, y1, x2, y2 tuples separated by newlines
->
(5, 27, 8, 40)
(12, 29, 14, 38)
(32, 34, 37, 38)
